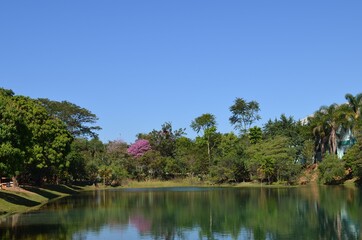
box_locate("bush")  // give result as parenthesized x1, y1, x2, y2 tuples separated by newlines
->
(318, 154, 345, 184)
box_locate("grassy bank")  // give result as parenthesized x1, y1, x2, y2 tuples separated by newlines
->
(0, 184, 81, 217)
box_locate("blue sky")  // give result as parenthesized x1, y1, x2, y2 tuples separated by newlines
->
(1, 1, 361, 143)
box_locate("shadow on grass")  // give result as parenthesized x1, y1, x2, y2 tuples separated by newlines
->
(67, 185, 83, 190)
(41, 184, 79, 195)
(72, 181, 94, 187)
(0, 191, 40, 207)
(22, 186, 59, 200)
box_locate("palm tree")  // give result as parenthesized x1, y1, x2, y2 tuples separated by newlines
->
(309, 110, 328, 161)
(345, 93, 362, 120)
(310, 104, 348, 159)
(345, 93, 362, 136)
(324, 104, 350, 155)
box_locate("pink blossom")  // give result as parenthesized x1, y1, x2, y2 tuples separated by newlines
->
(127, 139, 151, 157)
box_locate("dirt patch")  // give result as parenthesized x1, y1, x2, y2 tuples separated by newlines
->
(1, 186, 36, 195)
(299, 164, 319, 184)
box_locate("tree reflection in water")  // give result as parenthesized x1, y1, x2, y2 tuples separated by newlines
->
(0, 186, 361, 240)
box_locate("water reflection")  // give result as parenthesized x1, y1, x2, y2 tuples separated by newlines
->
(0, 186, 361, 239)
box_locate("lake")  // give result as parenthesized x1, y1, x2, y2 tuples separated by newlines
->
(0, 185, 361, 239)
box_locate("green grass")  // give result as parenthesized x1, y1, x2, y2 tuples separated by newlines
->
(0, 184, 83, 217)
(0, 190, 47, 215)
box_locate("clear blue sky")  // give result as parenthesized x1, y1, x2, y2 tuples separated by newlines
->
(1, 1, 361, 143)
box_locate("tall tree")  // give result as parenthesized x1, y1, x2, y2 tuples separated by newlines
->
(38, 98, 101, 138)
(344, 93, 362, 137)
(345, 93, 362, 121)
(0, 91, 73, 184)
(0, 91, 30, 183)
(309, 104, 349, 159)
(191, 114, 218, 165)
(229, 98, 261, 135)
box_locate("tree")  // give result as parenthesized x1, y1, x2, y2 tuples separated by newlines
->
(38, 98, 101, 138)
(245, 136, 298, 184)
(310, 104, 349, 158)
(318, 154, 345, 184)
(248, 126, 262, 144)
(128, 139, 151, 158)
(301, 139, 315, 165)
(210, 132, 248, 183)
(175, 137, 205, 177)
(0, 92, 30, 182)
(0, 92, 73, 185)
(0, 88, 14, 97)
(229, 98, 261, 135)
(344, 93, 362, 139)
(190, 114, 216, 133)
(104, 140, 129, 185)
(263, 114, 309, 163)
(343, 133, 362, 179)
(191, 114, 218, 165)
(345, 93, 362, 121)
(263, 114, 296, 139)
(66, 144, 87, 181)
(137, 122, 185, 158)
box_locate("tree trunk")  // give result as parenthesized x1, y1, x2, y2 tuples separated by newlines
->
(329, 128, 337, 154)
(207, 137, 211, 166)
(11, 176, 19, 188)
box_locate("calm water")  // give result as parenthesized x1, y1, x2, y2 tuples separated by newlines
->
(1, 186, 362, 240)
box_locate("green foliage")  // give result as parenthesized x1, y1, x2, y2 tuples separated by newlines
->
(263, 114, 297, 139)
(191, 114, 219, 167)
(318, 154, 345, 184)
(0, 88, 14, 97)
(301, 139, 315, 165)
(38, 98, 101, 138)
(229, 98, 261, 134)
(137, 122, 185, 158)
(210, 132, 248, 183)
(343, 133, 362, 179)
(209, 163, 235, 183)
(175, 137, 207, 176)
(190, 113, 216, 134)
(132, 150, 164, 180)
(248, 126, 262, 144)
(309, 103, 351, 159)
(263, 114, 310, 164)
(345, 92, 362, 121)
(245, 136, 298, 184)
(1, 87, 360, 186)
(0, 94, 30, 177)
(0, 91, 73, 184)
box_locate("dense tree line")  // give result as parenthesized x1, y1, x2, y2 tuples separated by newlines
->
(1, 88, 362, 186)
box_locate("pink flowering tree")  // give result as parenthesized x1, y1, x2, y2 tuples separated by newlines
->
(127, 139, 151, 158)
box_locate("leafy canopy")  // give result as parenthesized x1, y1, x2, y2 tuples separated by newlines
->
(229, 98, 261, 135)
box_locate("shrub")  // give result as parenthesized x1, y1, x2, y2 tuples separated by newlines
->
(318, 154, 345, 184)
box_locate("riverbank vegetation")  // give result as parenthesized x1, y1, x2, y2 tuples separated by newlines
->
(1, 87, 362, 190)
